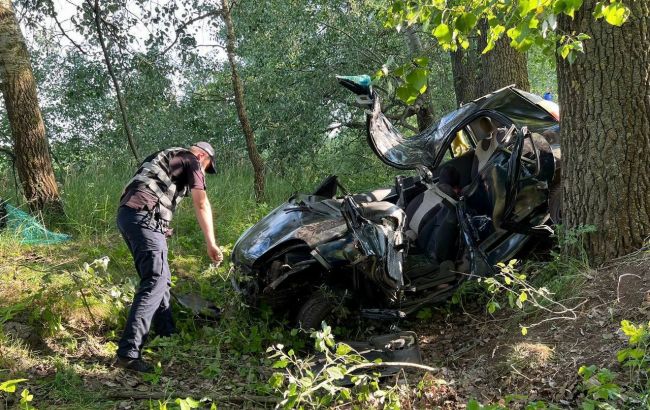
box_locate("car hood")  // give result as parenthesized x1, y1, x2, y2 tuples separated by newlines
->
(232, 194, 347, 268)
(367, 86, 559, 170)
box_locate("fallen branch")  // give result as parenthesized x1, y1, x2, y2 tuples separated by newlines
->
(348, 361, 439, 373)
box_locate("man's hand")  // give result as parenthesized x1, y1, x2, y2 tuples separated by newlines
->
(207, 244, 223, 265)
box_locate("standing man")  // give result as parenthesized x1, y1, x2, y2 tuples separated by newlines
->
(115, 142, 223, 372)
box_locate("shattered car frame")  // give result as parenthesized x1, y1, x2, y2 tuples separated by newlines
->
(231, 76, 561, 328)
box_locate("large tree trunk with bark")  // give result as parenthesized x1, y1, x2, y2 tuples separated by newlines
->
(0, 0, 63, 214)
(476, 20, 530, 96)
(222, 0, 265, 202)
(450, 47, 478, 106)
(557, 0, 649, 263)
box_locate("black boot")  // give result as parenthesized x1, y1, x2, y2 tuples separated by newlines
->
(114, 356, 155, 373)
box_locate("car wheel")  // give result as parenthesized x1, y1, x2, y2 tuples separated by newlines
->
(549, 185, 562, 225)
(296, 289, 340, 330)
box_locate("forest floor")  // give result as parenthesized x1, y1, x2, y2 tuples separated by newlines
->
(1, 235, 648, 409)
(412, 249, 650, 409)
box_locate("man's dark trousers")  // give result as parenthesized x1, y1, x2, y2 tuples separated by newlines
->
(116, 206, 175, 359)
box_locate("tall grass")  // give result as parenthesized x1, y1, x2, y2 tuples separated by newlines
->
(2, 149, 400, 263)
(57, 163, 309, 244)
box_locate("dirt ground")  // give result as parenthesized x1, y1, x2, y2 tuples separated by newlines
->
(410, 251, 650, 408)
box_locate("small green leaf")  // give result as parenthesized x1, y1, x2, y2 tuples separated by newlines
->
(0, 379, 27, 393)
(455, 13, 478, 34)
(396, 85, 418, 105)
(393, 64, 407, 77)
(602, 2, 630, 26)
(175, 397, 200, 410)
(269, 373, 284, 388)
(413, 57, 429, 67)
(405, 68, 428, 94)
(518, 291, 528, 304)
(272, 359, 289, 368)
(553, 0, 567, 15)
(582, 401, 596, 410)
(564, 0, 583, 18)
(336, 343, 352, 356)
(326, 367, 345, 380)
(433, 23, 452, 45)
(560, 44, 571, 59)
(593, 1, 605, 18)
(20, 388, 33, 404)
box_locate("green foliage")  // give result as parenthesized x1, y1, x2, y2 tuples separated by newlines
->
(478, 258, 580, 335)
(267, 322, 402, 409)
(174, 397, 201, 410)
(0, 378, 27, 393)
(0, 378, 36, 410)
(578, 365, 622, 406)
(142, 362, 164, 385)
(380, 0, 631, 61)
(577, 320, 650, 408)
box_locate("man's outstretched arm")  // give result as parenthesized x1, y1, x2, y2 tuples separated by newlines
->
(191, 189, 223, 264)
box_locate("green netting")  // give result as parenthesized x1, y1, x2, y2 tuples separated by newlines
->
(0, 203, 71, 245)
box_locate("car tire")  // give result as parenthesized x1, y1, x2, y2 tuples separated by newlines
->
(549, 185, 562, 225)
(295, 289, 337, 330)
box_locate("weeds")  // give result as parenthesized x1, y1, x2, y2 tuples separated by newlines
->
(0, 378, 35, 410)
(577, 320, 650, 408)
(480, 259, 587, 335)
(267, 322, 405, 409)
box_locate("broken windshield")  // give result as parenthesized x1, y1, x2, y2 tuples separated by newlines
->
(367, 97, 475, 170)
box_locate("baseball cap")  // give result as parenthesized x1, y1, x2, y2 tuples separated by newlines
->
(192, 141, 217, 174)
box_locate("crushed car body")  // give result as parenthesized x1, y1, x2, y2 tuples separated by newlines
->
(232, 75, 561, 328)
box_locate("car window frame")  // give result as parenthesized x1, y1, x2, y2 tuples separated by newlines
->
(436, 110, 514, 169)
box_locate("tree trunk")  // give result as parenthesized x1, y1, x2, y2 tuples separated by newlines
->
(222, 0, 265, 202)
(557, 0, 649, 263)
(450, 47, 478, 106)
(0, 0, 63, 214)
(404, 26, 435, 130)
(90, 0, 140, 162)
(476, 20, 530, 96)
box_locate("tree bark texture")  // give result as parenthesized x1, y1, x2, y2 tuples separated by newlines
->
(404, 26, 435, 130)
(557, 0, 650, 263)
(90, 0, 140, 162)
(222, 0, 265, 202)
(450, 47, 478, 106)
(0, 0, 62, 214)
(476, 21, 530, 96)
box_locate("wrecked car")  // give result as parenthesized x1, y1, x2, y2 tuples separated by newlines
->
(231, 75, 561, 329)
